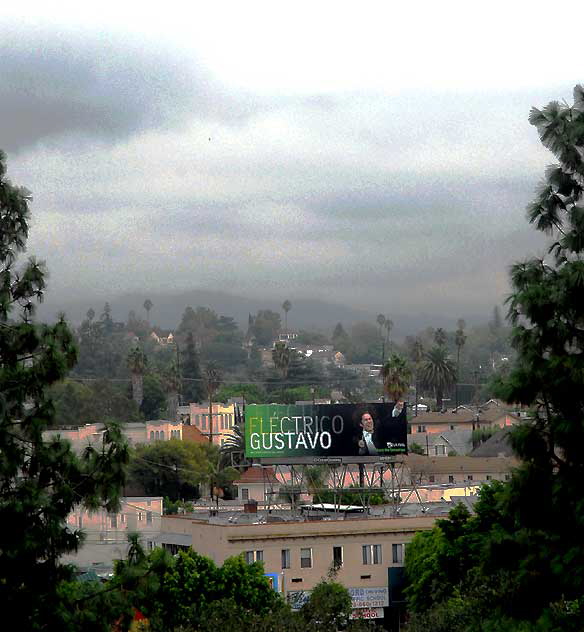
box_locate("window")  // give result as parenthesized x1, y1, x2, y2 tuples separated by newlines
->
(138, 512, 143, 522)
(467, 474, 473, 481)
(300, 548, 312, 568)
(505, 474, 510, 481)
(146, 511, 152, 525)
(78, 515, 83, 528)
(110, 514, 117, 529)
(241, 488, 249, 500)
(160, 430, 164, 440)
(486, 475, 492, 481)
(392, 543, 404, 564)
(417, 425, 426, 433)
(448, 475, 454, 483)
(202, 415, 207, 430)
(150, 431, 154, 440)
(147, 500, 151, 506)
(333, 546, 343, 567)
(435, 445, 445, 456)
(195, 414, 200, 426)
(362, 544, 382, 565)
(450, 424, 455, 430)
(281, 549, 291, 569)
(429, 475, 435, 483)
(155, 431, 159, 440)
(245, 550, 263, 564)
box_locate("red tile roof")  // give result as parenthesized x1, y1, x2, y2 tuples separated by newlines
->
(234, 467, 279, 485)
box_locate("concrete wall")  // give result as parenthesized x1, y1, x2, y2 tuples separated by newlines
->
(160, 514, 435, 594)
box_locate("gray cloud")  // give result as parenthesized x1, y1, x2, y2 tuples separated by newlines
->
(0, 23, 267, 153)
(3, 24, 572, 327)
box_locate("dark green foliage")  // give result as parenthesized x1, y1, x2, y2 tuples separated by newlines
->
(180, 331, 204, 403)
(215, 382, 266, 403)
(0, 149, 130, 629)
(300, 580, 352, 629)
(409, 441, 425, 455)
(128, 440, 216, 500)
(50, 378, 142, 425)
(250, 309, 281, 345)
(144, 549, 284, 631)
(141, 373, 167, 419)
(404, 85, 584, 631)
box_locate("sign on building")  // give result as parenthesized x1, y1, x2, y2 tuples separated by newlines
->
(246, 403, 407, 463)
(350, 607, 384, 620)
(348, 586, 389, 609)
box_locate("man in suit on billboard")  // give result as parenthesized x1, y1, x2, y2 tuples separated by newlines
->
(357, 411, 382, 456)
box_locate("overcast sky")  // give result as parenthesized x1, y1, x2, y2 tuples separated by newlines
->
(1, 3, 582, 323)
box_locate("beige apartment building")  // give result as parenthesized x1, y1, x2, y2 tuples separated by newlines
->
(157, 512, 436, 620)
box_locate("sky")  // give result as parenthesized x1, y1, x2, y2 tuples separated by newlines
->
(1, 2, 583, 324)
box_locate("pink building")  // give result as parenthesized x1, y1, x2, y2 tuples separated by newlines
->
(188, 402, 237, 446)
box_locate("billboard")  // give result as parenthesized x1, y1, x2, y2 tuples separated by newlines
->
(245, 402, 407, 463)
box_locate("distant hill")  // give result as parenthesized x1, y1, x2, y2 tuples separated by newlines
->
(35, 287, 486, 338)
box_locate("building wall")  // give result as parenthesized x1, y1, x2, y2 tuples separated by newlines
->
(160, 514, 435, 594)
(44, 421, 183, 453)
(62, 497, 163, 571)
(189, 402, 236, 445)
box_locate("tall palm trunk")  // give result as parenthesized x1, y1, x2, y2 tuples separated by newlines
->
(131, 374, 143, 407)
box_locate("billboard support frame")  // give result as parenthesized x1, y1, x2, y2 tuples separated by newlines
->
(258, 458, 427, 517)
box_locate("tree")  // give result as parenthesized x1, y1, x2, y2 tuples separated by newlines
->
(163, 361, 181, 421)
(86, 307, 95, 322)
(282, 299, 292, 332)
(145, 549, 283, 631)
(181, 331, 204, 403)
(434, 327, 447, 347)
(250, 309, 281, 346)
(300, 580, 352, 630)
(272, 341, 291, 379)
(490, 84, 584, 618)
(376, 313, 386, 336)
(215, 383, 266, 404)
(454, 319, 467, 409)
(384, 316, 394, 353)
(0, 149, 129, 627)
(141, 373, 167, 419)
(381, 353, 412, 401)
(128, 440, 213, 500)
(143, 298, 153, 323)
(127, 346, 147, 407)
(204, 363, 222, 444)
(50, 378, 142, 425)
(332, 322, 351, 355)
(419, 346, 456, 410)
(402, 85, 584, 632)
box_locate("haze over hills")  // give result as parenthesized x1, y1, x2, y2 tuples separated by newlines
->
(36, 288, 494, 337)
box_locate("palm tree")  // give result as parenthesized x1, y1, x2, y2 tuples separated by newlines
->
(163, 361, 181, 421)
(143, 298, 153, 324)
(282, 300, 292, 333)
(434, 328, 447, 347)
(272, 341, 291, 379)
(380, 353, 412, 402)
(409, 338, 424, 416)
(220, 423, 247, 468)
(419, 346, 456, 410)
(204, 363, 222, 444)
(376, 314, 386, 335)
(127, 347, 147, 407)
(454, 319, 467, 409)
(384, 318, 394, 354)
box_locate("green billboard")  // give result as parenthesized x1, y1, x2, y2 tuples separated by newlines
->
(245, 402, 407, 462)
